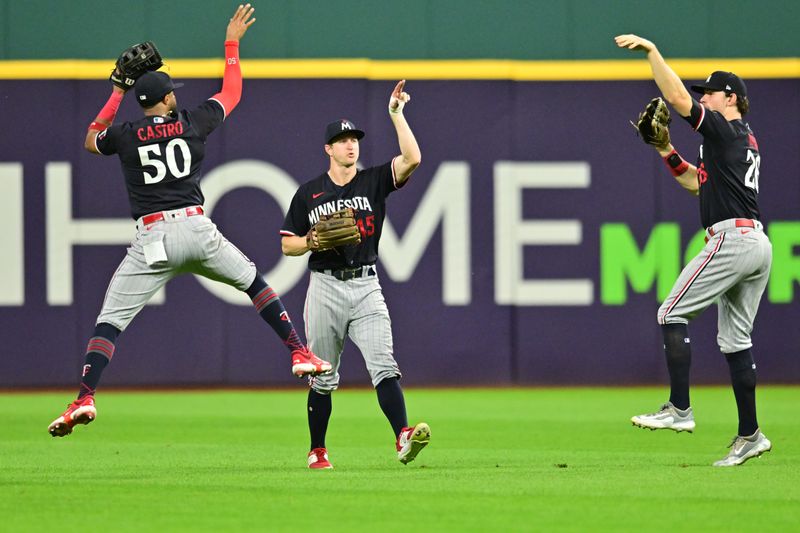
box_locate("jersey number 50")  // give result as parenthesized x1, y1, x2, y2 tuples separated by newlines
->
(138, 139, 192, 184)
(744, 149, 760, 193)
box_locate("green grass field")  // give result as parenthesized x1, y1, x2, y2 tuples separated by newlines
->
(2, 387, 798, 532)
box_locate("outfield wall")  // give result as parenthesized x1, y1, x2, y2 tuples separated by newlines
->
(0, 77, 798, 388)
(1, 0, 799, 60)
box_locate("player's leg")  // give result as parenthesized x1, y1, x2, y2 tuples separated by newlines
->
(189, 218, 325, 375)
(633, 232, 739, 431)
(347, 277, 403, 431)
(304, 272, 348, 468)
(49, 246, 174, 437)
(713, 233, 772, 466)
(244, 274, 331, 376)
(347, 275, 430, 464)
(76, 322, 120, 400)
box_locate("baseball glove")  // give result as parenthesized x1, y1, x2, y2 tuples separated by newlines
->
(631, 97, 672, 150)
(109, 41, 163, 90)
(307, 208, 362, 251)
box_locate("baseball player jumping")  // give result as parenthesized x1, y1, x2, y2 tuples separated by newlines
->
(617, 34, 772, 466)
(280, 81, 430, 469)
(48, 4, 331, 438)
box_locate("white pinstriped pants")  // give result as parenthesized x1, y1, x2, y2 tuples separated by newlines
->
(304, 268, 401, 393)
(658, 223, 772, 353)
(96, 212, 256, 331)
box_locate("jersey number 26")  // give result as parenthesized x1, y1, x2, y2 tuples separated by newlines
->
(138, 138, 192, 184)
(745, 149, 761, 193)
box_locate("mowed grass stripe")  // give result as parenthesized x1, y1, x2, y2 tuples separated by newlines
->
(1, 387, 798, 532)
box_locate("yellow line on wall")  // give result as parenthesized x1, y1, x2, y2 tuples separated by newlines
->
(0, 58, 797, 80)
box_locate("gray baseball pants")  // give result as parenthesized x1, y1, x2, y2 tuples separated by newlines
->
(658, 219, 772, 353)
(96, 207, 256, 331)
(304, 266, 401, 393)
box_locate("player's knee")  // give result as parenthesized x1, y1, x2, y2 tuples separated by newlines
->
(717, 334, 752, 355)
(656, 305, 686, 326)
(370, 369, 401, 388)
(309, 375, 338, 394)
(656, 303, 670, 324)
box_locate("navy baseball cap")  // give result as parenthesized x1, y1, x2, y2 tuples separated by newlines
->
(325, 119, 365, 144)
(690, 71, 747, 97)
(135, 71, 184, 107)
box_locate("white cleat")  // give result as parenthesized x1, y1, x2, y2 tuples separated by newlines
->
(631, 402, 695, 433)
(713, 431, 772, 467)
(397, 422, 431, 464)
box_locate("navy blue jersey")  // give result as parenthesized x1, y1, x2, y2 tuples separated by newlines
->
(682, 99, 761, 228)
(95, 100, 224, 219)
(281, 160, 405, 270)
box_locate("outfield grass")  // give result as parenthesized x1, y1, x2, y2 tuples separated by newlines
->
(1, 387, 798, 532)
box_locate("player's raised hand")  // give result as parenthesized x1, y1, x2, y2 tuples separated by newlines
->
(615, 34, 657, 53)
(389, 80, 411, 115)
(226, 4, 256, 42)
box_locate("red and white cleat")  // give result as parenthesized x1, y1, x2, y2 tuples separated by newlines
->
(48, 396, 97, 437)
(397, 422, 431, 464)
(291, 348, 332, 377)
(307, 447, 334, 469)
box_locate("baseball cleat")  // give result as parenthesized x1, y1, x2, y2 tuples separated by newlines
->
(48, 395, 97, 437)
(397, 422, 431, 464)
(713, 431, 772, 467)
(308, 447, 333, 469)
(291, 348, 332, 377)
(631, 402, 695, 433)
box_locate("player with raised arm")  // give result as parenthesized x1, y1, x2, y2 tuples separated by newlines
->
(617, 34, 772, 466)
(280, 81, 431, 469)
(48, 4, 331, 438)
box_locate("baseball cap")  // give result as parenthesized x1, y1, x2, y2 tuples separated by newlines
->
(134, 71, 184, 107)
(690, 71, 747, 97)
(325, 119, 365, 144)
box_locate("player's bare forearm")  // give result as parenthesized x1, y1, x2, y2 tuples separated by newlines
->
(390, 113, 421, 185)
(281, 235, 310, 256)
(615, 34, 692, 117)
(674, 166, 700, 195)
(646, 50, 692, 117)
(226, 4, 256, 42)
(387, 80, 420, 185)
(84, 131, 101, 154)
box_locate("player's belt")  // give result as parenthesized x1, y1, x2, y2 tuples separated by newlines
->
(705, 218, 760, 242)
(140, 206, 204, 226)
(315, 265, 376, 281)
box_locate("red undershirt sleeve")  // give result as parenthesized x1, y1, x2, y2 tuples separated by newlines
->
(209, 40, 242, 119)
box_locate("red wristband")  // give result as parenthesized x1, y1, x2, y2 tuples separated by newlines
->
(224, 40, 239, 47)
(663, 149, 690, 177)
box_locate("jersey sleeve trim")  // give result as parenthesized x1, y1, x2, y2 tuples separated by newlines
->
(692, 104, 705, 131)
(94, 128, 112, 155)
(93, 132, 104, 154)
(207, 97, 227, 121)
(279, 230, 298, 237)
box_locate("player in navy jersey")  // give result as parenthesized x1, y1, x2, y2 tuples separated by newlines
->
(48, 4, 331, 438)
(617, 34, 773, 466)
(280, 81, 431, 469)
